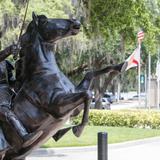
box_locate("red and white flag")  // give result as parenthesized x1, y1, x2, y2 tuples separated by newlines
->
(125, 46, 140, 71)
(124, 31, 144, 71)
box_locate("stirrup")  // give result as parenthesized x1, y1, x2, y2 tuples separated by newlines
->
(22, 130, 43, 148)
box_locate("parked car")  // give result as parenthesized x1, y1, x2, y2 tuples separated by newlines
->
(130, 94, 146, 100)
(103, 93, 124, 103)
(103, 93, 115, 103)
(90, 98, 111, 110)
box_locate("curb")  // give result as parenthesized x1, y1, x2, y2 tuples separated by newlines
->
(29, 136, 160, 157)
(109, 136, 160, 149)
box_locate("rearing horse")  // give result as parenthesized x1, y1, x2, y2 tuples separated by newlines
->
(1, 12, 126, 160)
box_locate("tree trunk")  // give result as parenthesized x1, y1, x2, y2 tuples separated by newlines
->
(94, 76, 102, 109)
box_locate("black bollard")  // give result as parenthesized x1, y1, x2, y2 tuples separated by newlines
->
(98, 132, 108, 160)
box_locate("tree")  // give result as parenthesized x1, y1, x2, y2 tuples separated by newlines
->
(0, 0, 74, 48)
(1, 0, 160, 109)
(75, 0, 160, 108)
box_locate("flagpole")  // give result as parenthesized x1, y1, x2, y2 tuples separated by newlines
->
(157, 46, 160, 109)
(157, 64, 159, 109)
(138, 43, 141, 108)
(148, 54, 151, 110)
(145, 66, 147, 108)
(137, 31, 144, 108)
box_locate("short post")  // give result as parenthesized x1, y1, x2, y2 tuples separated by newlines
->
(98, 132, 108, 160)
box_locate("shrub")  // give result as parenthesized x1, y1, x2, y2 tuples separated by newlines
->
(72, 109, 160, 129)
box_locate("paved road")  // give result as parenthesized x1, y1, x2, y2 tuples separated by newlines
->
(27, 137, 160, 160)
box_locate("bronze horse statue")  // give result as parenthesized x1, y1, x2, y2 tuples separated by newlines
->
(0, 12, 127, 160)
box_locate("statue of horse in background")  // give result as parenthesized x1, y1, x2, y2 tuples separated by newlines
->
(1, 12, 127, 160)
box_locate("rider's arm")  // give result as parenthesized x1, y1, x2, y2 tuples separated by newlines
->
(6, 60, 16, 88)
(0, 45, 12, 62)
(0, 44, 18, 62)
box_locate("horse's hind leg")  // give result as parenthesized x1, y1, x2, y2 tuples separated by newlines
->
(76, 62, 127, 90)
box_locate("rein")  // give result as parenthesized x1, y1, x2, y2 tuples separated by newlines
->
(14, 0, 30, 60)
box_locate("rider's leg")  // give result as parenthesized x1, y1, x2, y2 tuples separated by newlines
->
(0, 106, 43, 148)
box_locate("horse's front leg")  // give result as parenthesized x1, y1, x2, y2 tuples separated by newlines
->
(49, 91, 91, 117)
(53, 97, 91, 141)
(76, 62, 127, 90)
(49, 91, 92, 137)
(72, 98, 91, 137)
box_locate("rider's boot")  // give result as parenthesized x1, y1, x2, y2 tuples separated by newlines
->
(7, 112, 43, 148)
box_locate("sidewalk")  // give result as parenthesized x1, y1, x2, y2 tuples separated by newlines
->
(27, 136, 160, 160)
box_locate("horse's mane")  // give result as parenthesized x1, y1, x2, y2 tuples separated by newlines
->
(26, 15, 47, 35)
(20, 20, 54, 81)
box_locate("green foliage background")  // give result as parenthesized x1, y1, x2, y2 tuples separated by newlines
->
(0, 0, 160, 95)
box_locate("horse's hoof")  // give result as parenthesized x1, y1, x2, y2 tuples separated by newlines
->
(22, 130, 43, 148)
(72, 125, 83, 137)
(53, 127, 72, 141)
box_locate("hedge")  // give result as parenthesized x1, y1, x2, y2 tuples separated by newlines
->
(72, 109, 160, 129)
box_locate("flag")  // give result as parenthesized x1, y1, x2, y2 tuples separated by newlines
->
(124, 45, 140, 71)
(137, 31, 144, 43)
(123, 31, 144, 71)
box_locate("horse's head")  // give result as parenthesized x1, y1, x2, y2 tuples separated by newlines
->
(26, 12, 81, 43)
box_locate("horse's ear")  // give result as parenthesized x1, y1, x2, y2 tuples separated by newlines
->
(32, 12, 38, 26)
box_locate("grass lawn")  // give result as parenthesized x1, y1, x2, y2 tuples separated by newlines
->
(42, 126, 160, 148)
